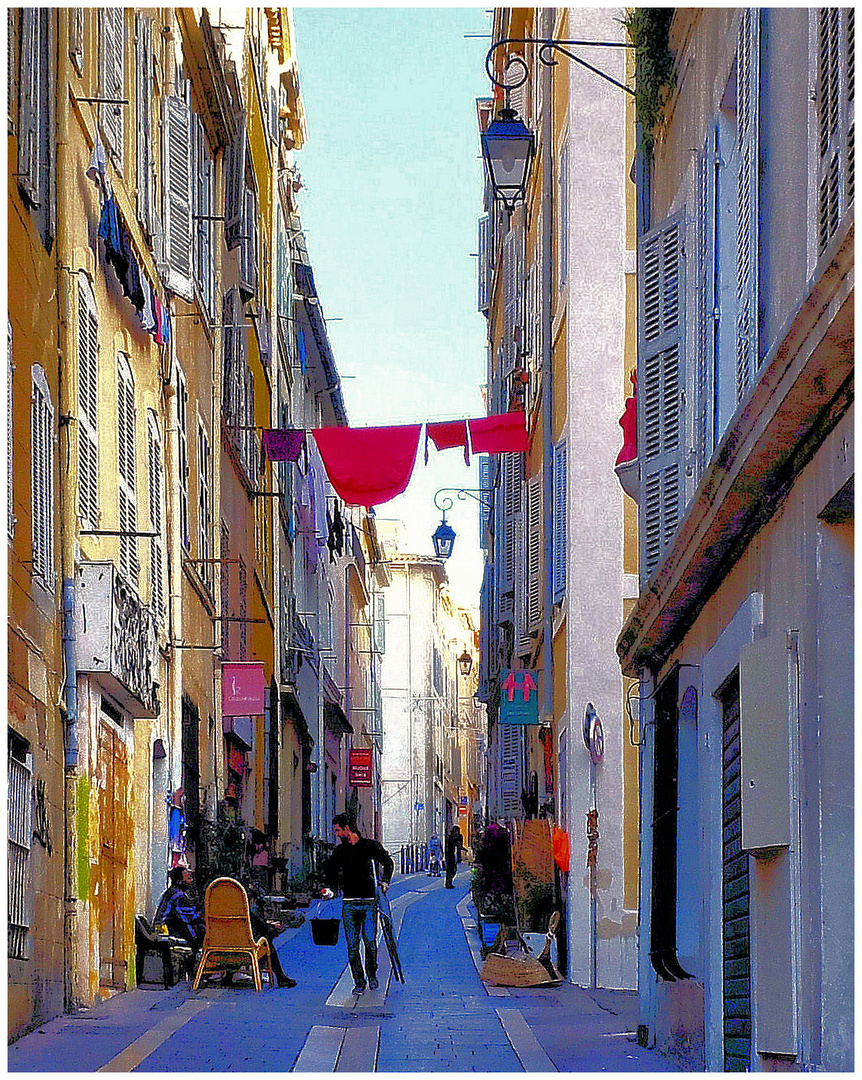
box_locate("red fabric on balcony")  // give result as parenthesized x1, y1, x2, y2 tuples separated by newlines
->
(312, 424, 422, 508)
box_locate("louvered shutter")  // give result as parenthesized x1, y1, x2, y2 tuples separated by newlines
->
(506, 56, 527, 118)
(500, 451, 522, 612)
(17, 9, 38, 203)
(147, 414, 165, 624)
(198, 423, 212, 590)
(30, 365, 55, 588)
(478, 456, 492, 547)
(498, 721, 523, 819)
(638, 210, 685, 583)
(162, 94, 193, 301)
(695, 128, 717, 481)
(8, 318, 15, 540)
(817, 8, 854, 255)
(239, 186, 258, 301)
(101, 8, 124, 165)
(525, 472, 542, 632)
(222, 289, 236, 421)
(502, 230, 518, 380)
(176, 366, 190, 551)
(117, 355, 139, 584)
(69, 9, 84, 74)
(478, 214, 490, 313)
(77, 277, 100, 528)
(735, 9, 760, 403)
(224, 118, 247, 250)
(551, 441, 567, 603)
(559, 141, 569, 287)
(135, 15, 153, 237)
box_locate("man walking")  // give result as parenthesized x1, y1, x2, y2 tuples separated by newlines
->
(322, 814, 394, 996)
(445, 825, 463, 888)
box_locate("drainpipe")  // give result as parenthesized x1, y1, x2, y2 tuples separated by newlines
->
(164, 347, 183, 806)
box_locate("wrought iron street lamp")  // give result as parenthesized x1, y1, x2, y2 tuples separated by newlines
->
(458, 651, 473, 678)
(431, 488, 493, 560)
(481, 107, 536, 212)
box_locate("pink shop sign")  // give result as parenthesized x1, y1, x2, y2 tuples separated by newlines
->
(222, 662, 266, 717)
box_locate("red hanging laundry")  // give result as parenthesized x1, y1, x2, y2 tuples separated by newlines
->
(312, 424, 422, 508)
(262, 428, 306, 462)
(425, 419, 470, 465)
(469, 411, 530, 453)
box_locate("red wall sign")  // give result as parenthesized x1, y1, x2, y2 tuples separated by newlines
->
(349, 748, 373, 787)
(222, 662, 265, 717)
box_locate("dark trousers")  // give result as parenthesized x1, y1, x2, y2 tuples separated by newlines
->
(342, 899, 378, 987)
(445, 858, 456, 887)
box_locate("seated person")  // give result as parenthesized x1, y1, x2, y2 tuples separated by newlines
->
(154, 866, 205, 952)
(241, 878, 296, 989)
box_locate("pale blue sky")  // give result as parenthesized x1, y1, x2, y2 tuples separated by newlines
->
(292, 6, 492, 605)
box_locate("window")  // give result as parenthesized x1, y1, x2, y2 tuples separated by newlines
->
(77, 275, 100, 528)
(197, 420, 212, 592)
(100, 8, 124, 168)
(17, 8, 56, 247)
(816, 7, 855, 256)
(239, 184, 258, 302)
(8, 318, 15, 541)
(134, 14, 153, 237)
(163, 91, 193, 301)
(637, 211, 684, 583)
(176, 364, 190, 551)
(117, 354, 139, 585)
(193, 114, 214, 317)
(8, 731, 33, 960)
(224, 118, 248, 251)
(30, 364, 55, 589)
(146, 413, 166, 624)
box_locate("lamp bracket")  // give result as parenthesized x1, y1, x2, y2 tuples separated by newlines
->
(433, 487, 493, 515)
(486, 37, 635, 98)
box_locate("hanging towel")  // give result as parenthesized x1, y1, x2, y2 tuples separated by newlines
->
(86, 135, 110, 198)
(97, 194, 124, 264)
(312, 424, 422, 508)
(154, 294, 171, 346)
(425, 419, 470, 465)
(118, 222, 145, 312)
(139, 277, 157, 335)
(469, 411, 530, 454)
(262, 428, 305, 462)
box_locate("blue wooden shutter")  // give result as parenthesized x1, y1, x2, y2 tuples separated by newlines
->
(638, 210, 685, 583)
(552, 440, 567, 603)
(735, 8, 760, 403)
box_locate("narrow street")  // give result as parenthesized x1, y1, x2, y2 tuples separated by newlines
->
(9, 869, 675, 1073)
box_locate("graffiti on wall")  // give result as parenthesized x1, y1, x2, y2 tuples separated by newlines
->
(33, 777, 52, 854)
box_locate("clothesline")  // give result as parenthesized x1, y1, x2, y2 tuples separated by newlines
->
(260, 412, 530, 509)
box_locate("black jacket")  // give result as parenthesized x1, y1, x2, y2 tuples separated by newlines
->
(324, 837, 394, 899)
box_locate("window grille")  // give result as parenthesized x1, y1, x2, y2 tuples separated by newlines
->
(8, 737, 33, 960)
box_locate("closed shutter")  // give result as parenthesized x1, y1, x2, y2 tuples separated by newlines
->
(478, 456, 492, 547)
(502, 230, 518, 380)
(117, 354, 138, 584)
(638, 210, 685, 582)
(500, 451, 523, 608)
(8, 318, 15, 541)
(146, 414, 165, 624)
(506, 56, 527, 118)
(100, 8, 124, 166)
(163, 94, 193, 301)
(135, 15, 153, 237)
(8, 10, 17, 133)
(176, 365, 190, 551)
(30, 365, 55, 588)
(77, 277, 100, 528)
(222, 289, 236, 421)
(224, 117, 247, 250)
(735, 9, 760, 403)
(525, 472, 542, 632)
(194, 117, 214, 315)
(478, 214, 490, 313)
(239, 186, 258, 301)
(695, 128, 717, 481)
(498, 721, 523, 819)
(817, 8, 854, 255)
(16, 9, 38, 203)
(243, 362, 256, 480)
(198, 423, 212, 591)
(69, 9, 84, 74)
(551, 440, 567, 603)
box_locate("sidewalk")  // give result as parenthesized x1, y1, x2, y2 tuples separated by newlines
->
(8, 870, 680, 1072)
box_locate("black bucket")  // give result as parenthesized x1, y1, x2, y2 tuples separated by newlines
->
(310, 917, 340, 946)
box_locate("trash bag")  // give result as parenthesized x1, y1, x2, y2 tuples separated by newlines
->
(310, 898, 341, 946)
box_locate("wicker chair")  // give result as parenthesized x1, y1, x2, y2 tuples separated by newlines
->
(192, 877, 273, 992)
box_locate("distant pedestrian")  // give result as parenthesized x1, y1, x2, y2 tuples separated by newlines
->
(321, 814, 394, 996)
(445, 825, 463, 888)
(154, 867, 205, 951)
(428, 835, 442, 877)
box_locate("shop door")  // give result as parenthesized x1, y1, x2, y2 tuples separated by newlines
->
(98, 711, 129, 989)
(721, 676, 751, 1070)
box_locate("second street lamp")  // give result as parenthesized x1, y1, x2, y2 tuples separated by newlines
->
(480, 106, 536, 212)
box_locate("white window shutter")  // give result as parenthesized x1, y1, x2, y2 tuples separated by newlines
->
(117, 354, 138, 584)
(77, 277, 100, 528)
(478, 214, 490, 313)
(638, 210, 685, 583)
(147, 413, 165, 624)
(135, 15, 153, 237)
(69, 9, 84, 74)
(525, 472, 542, 631)
(735, 8, 760, 403)
(552, 442, 567, 603)
(695, 129, 717, 482)
(176, 365, 190, 551)
(162, 94, 193, 301)
(239, 186, 258, 301)
(817, 8, 854, 255)
(17, 10, 39, 203)
(500, 450, 522, 602)
(222, 289, 236, 421)
(101, 8, 124, 166)
(198, 422, 212, 591)
(30, 364, 55, 589)
(478, 456, 492, 547)
(224, 118, 247, 250)
(498, 721, 524, 818)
